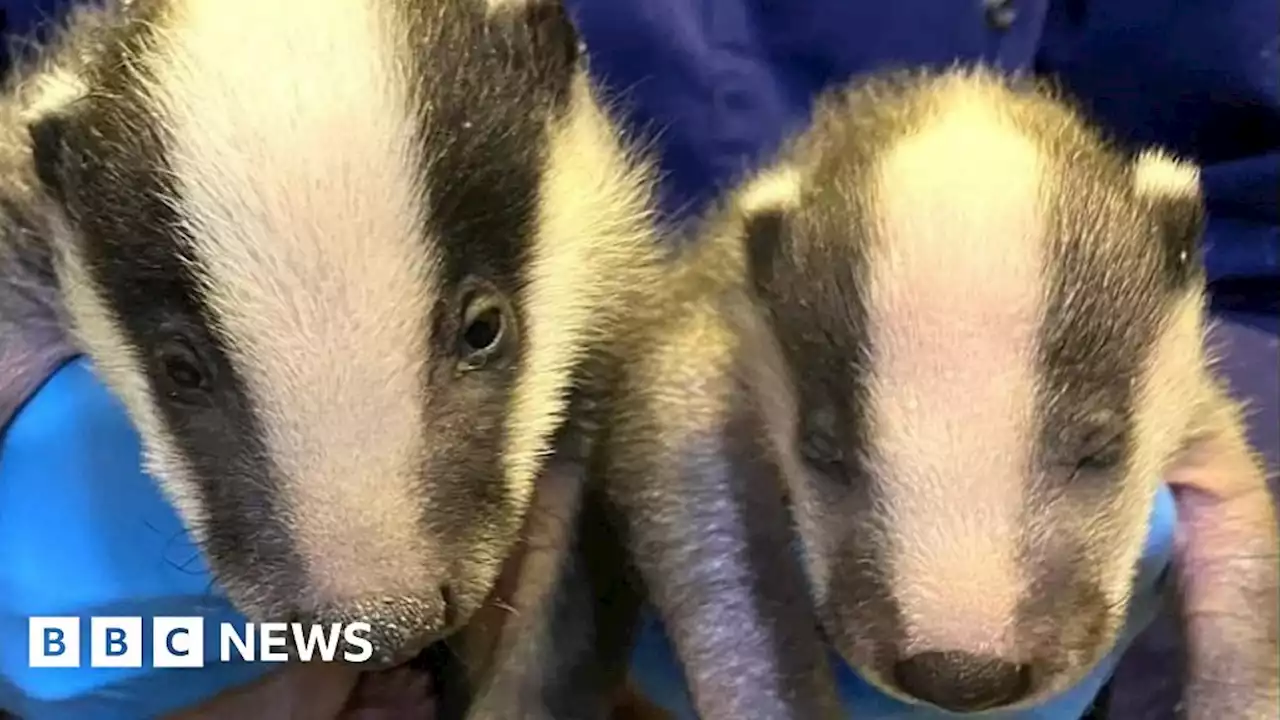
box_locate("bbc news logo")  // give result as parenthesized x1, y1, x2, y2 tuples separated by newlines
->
(28, 617, 374, 668)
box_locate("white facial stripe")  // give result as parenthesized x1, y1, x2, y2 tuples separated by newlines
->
(144, 0, 437, 605)
(866, 95, 1047, 655)
(1117, 290, 1206, 579)
(501, 74, 660, 504)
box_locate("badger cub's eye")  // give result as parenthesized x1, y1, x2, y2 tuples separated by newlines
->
(800, 432, 849, 480)
(154, 336, 213, 396)
(1075, 446, 1123, 473)
(457, 282, 516, 370)
(1072, 427, 1126, 475)
(798, 406, 851, 481)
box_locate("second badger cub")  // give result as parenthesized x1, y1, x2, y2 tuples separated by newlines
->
(690, 68, 1279, 717)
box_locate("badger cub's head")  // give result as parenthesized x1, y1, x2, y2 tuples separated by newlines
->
(740, 70, 1209, 711)
(26, 0, 590, 664)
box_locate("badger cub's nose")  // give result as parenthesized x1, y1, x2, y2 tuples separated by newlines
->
(893, 650, 1032, 712)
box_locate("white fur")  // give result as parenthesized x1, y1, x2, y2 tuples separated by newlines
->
(17, 70, 87, 125)
(1116, 153, 1205, 603)
(865, 92, 1047, 657)
(139, 0, 438, 607)
(501, 73, 659, 506)
(485, 0, 541, 12)
(737, 166, 803, 216)
(1133, 149, 1200, 201)
(1123, 291, 1207, 557)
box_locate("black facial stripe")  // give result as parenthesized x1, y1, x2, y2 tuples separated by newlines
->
(1018, 142, 1178, 636)
(53, 19, 307, 611)
(827, 539, 906, 669)
(1030, 151, 1170, 490)
(748, 84, 910, 661)
(778, 200, 906, 670)
(1013, 532, 1109, 674)
(406, 0, 576, 288)
(399, 2, 581, 563)
(406, 1, 574, 365)
(743, 208, 786, 290)
(1136, 164, 1207, 294)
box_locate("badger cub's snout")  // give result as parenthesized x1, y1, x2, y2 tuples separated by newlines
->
(892, 651, 1032, 712)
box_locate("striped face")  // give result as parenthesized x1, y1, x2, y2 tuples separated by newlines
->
(27, 0, 647, 665)
(742, 71, 1208, 712)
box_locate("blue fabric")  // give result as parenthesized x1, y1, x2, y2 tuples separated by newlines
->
(0, 0, 1276, 717)
(0, 0, 76, 74)
(628, 486, 1177, 719)
(0, 359, 272, 720)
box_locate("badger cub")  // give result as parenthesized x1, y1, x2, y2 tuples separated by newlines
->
(19, 0, 600, 664)
(706, 69, 1279, 717)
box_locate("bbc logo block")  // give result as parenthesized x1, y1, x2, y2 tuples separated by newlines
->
(90, 617, 143, 668)
(28, 617, 80, 668)
(153, 616, 204, 668)
(29, 616, 207, 669)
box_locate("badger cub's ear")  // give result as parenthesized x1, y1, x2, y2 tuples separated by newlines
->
(736, 166, 802, 291)
(28, 110, 79, 210)
(1131, 148, 1206, 290)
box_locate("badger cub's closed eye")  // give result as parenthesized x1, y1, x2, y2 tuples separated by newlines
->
(1072, 428, 1127, 475)
(153, 336, 214, 396)
(457, 281, 516, 370)
(1075, 448, 1123, 473)
(800, 431, 850, 481)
